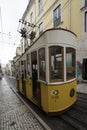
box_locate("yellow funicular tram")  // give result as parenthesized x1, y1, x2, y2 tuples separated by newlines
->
(15, 28, 78, 115)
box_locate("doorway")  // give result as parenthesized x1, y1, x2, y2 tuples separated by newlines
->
(31, 51, 41, 105)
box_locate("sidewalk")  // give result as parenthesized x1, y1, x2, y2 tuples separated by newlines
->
(0, 78, 48, 130)
(77, 81, 87, 94)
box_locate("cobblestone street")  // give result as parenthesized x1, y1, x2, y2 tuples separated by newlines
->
(0, 78, 45, 130)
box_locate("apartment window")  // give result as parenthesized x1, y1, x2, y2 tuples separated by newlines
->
(39, 22, 43, 35)
(85, 0, 87, 6)
(38, 0, 43, 15)
(30, 12, 33, 23)
(53, 4, 61, 27)
(85, 12, 87, 32)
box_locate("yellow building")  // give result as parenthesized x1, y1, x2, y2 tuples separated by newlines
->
(18, 0, 87, 80)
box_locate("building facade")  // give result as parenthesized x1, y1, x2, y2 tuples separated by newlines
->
(5, 60, 14, 76)
(16, 46, 22, 56)
(18, 0, 87, 80)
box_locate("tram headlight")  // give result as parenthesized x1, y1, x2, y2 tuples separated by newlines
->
(70, 88, 75, 97)
(53, 90, 59, 95)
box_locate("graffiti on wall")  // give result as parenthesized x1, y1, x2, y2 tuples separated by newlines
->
(76, 61, 83, 77)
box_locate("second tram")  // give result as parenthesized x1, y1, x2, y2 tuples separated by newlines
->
(15, 28, 78, 115)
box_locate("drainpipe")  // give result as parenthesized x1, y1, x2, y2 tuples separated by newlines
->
(68, 0, 72, 30)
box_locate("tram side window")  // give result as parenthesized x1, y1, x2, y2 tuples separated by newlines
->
(19, 61, 21, 77)
(66, 48, 76, 80)
(20, 61, 24, 78)
(38, 48, 46, 81)
(15, 65, 19, 78)
(49, 46, 64, 82)
(31, 51, 37, 76)
(27, 53, 31, 76)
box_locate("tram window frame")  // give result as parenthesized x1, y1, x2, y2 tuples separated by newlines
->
(49, 46, 64, 82)
(38, 48, 46, 81)
(66, 47, 76, 80)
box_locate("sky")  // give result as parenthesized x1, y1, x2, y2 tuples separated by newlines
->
(0, 0, 28, 65)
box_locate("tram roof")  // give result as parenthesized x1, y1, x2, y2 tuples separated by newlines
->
(29, 28, 78, 49)
(14, 28, 77, 64)
(40, 28, 77, 38)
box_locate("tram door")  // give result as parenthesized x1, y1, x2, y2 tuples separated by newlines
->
(31, 52, 41, 104)
(21, 60, 26, 96)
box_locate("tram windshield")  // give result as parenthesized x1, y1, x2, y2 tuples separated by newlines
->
(49, 46, 64, 82)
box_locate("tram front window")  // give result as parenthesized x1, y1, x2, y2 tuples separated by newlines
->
(38, 48, 46, 81)
(49, 46, 64, 82)
(66, 47, 76, 80)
